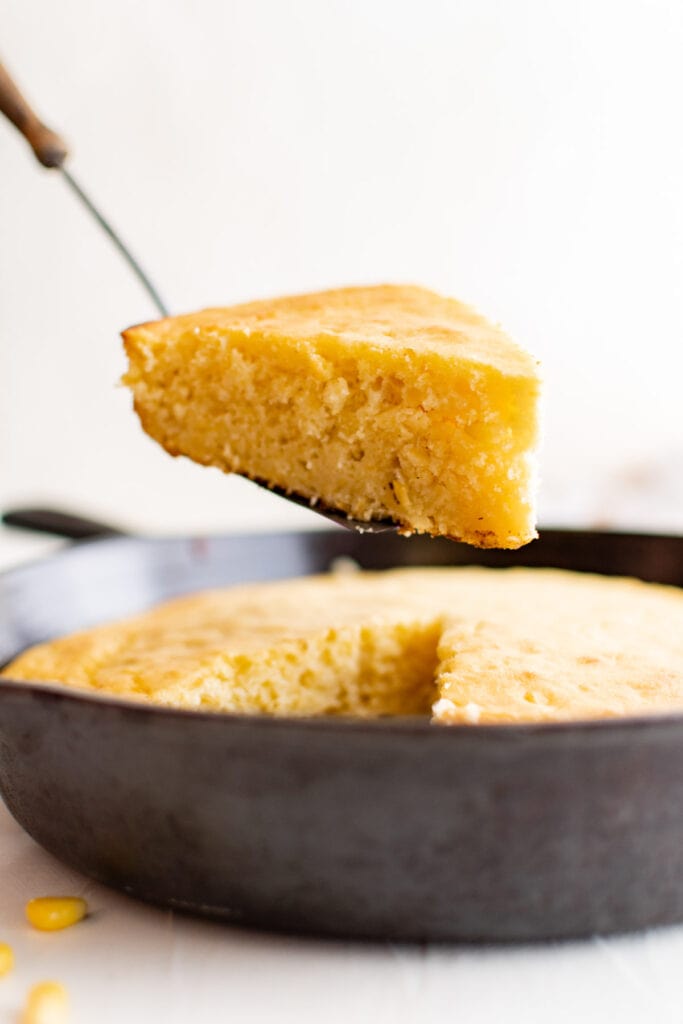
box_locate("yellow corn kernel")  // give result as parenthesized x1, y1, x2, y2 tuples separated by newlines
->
(0, 941, 14, 977)
(25, 897, 88, 932)
(22, 981, 69, 1024)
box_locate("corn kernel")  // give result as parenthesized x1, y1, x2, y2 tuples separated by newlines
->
(0, 941, 14, 977)
(25, 897, 88, 932)
(22, 981, 69, 1024)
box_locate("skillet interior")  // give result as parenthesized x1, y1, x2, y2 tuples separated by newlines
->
(1, 526, 682, 941)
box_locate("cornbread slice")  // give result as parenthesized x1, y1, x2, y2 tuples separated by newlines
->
(4, 568, 683, 724)
(122, 285, 541, 547)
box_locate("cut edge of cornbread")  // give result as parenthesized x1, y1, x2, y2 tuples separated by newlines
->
(122, 285, 541, 548)
(2, 614, 445, 717)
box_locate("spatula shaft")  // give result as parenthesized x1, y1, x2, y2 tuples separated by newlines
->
(0, 59, 168, 317)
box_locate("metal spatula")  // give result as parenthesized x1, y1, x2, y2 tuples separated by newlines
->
(0, 60, 396, 534)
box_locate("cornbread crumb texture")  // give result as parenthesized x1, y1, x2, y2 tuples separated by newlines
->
(4, 568, 683, 724)
(123, 285, 541, 548)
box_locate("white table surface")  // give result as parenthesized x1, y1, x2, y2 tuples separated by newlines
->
(2, 529, 683, 1024)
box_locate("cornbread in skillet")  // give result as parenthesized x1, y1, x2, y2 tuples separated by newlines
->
(432, 569, 683, 723)
(4, 568, 683, 723)
(122, 285, 541, 547)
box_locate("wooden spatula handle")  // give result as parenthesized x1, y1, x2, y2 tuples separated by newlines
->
(0, 61, 68, 168)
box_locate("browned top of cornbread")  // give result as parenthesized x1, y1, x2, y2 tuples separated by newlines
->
(123, 284, 537, 380)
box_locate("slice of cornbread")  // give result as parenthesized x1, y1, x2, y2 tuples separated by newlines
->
(122, 285, 540, 547)
(4, 568, 682, 723)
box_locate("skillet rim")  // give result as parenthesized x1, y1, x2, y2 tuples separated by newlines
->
(2, 522, 683, 573)
(1, 525, 682, 738)
(3, 676, 683, 739)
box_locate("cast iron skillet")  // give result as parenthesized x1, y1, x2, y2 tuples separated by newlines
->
(0, 509, 682, 943)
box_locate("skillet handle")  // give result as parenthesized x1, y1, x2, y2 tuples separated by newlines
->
(2, 507, 125, 540)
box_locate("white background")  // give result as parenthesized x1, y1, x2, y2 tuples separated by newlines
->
(2, 3, 683, 1022)
(2, 0, 682, 541)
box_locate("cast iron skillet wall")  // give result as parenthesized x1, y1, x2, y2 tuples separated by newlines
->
(1, 516, 682, 942)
